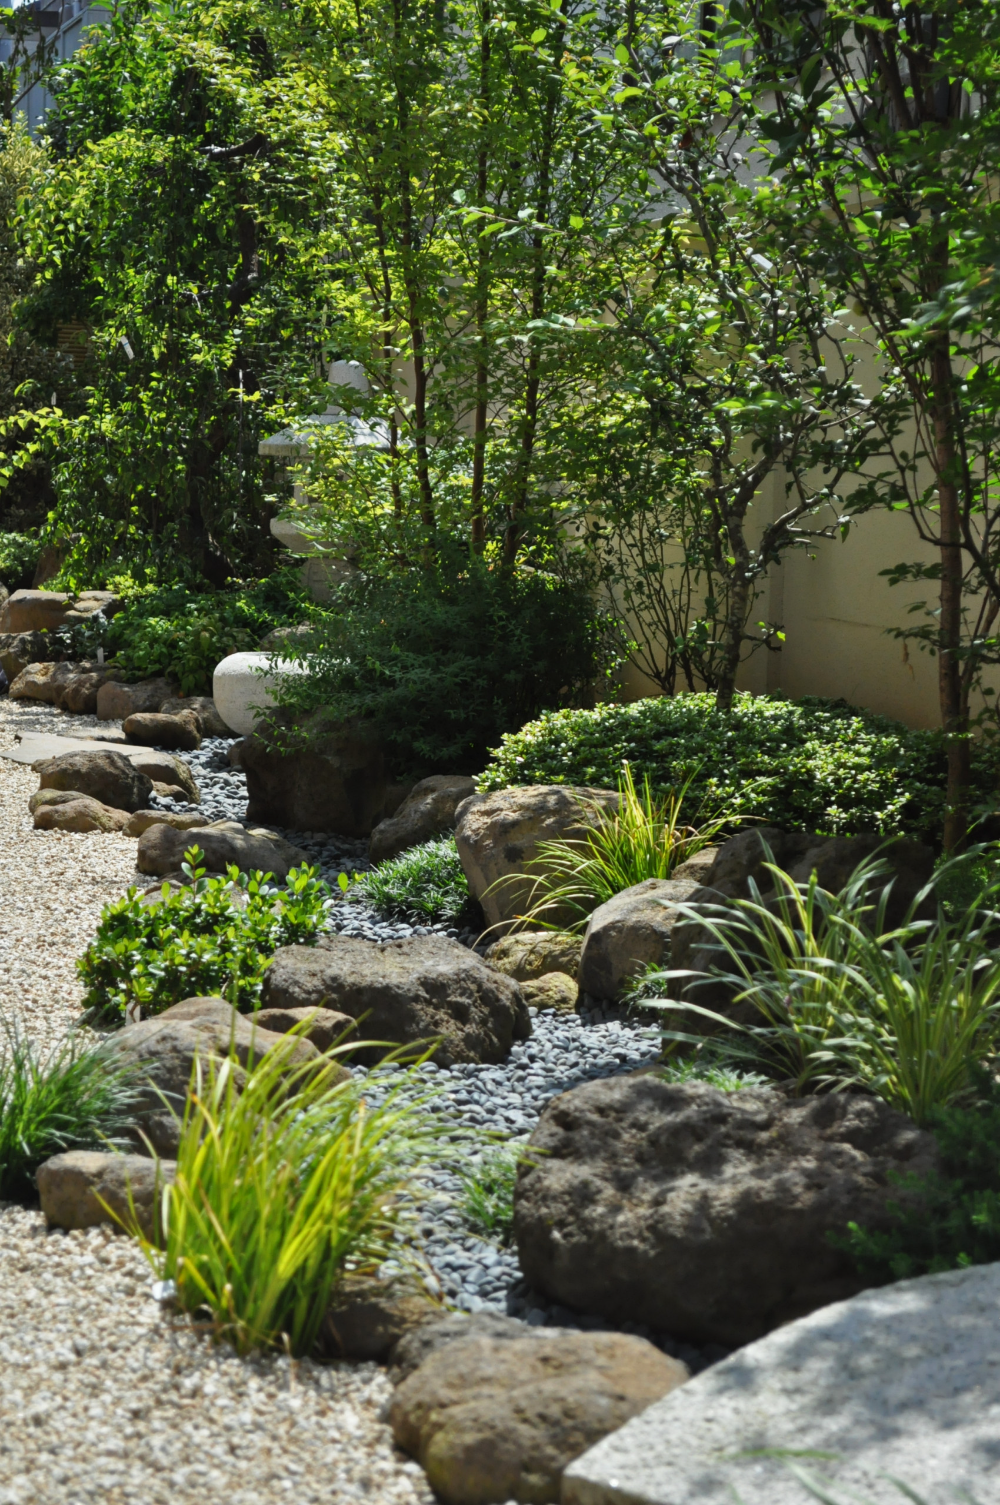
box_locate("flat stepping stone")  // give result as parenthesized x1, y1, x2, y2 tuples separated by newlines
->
(0, 731, 153, 766)
(563, 1261, 1000, 1504)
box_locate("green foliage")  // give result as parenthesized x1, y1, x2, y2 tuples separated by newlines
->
(103, 571, 308, 694)
(0, 529, 40, 589)
(275, 562, 613, 775)
(838, 1074, 1000, 1283)
(78, 847, 329, 1021)
(146, 1037, 449, 1356)
(480, 693, 1000, 843)
(0, 1023, 143, 1201)
(658, 853, 1000, 1123)
(356, 837, 474, 926)
(459, 1144, 522, 1245)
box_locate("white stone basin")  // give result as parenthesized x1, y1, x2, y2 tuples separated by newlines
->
(212, 652, 309, 737)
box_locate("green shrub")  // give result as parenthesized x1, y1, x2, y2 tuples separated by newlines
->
(145, 1037, 449, 1355)
(479, 692, 1000, 843)
(78, 848, 330, 1021)
(0, 530, 41, 590)
(459, 1144, 522, 1244)
(837, 1073, 1000, 1282)
(273, 560, 615, 775)
(355, 837, 476, 925)
(0, 1023, 143, 1201)
(104, 570, 309, 695)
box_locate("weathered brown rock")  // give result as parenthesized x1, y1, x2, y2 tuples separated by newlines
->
(9, 660, 78, 704)
(0, 589, 119, 634)
(0, 630, 54, 682)
(123, 710, 202, 751)
(262, 934, 531, 1066)
(389, 1312, 531, 1384)
(520, 973, 578, 1012)
(577, 877, 703, 1002)
(253, 1005, 355, 1053)
(390, 1329, 688, 1505)
(123, 809, 209, 837)
(241, 708, 386, 836)
(369, 775, 478, 864)
(485, 931, 583, 983)
(158, 696, 230, 737)
(136, 819, 309, 881)
(36, 1151, 175, 1240)
(96, 676, 176, 722)
(320, 1274, 444, 1362)
(455, 786, 619, 932)
(127, 751, 199, 803)
(106, 996, 321, 1157)
(33, 796, 131, 833)
(34, 748, 154, 812)
(514, 1077, 941, 1347)
(60, 666, 125, 715)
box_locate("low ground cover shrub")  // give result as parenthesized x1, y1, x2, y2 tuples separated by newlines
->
(0, 530, 41, 590)
(79, 848, 330, 1020)
(103, 570, 309, 694)
(479, 693, 1000, 842)
(144, 1040, 451, 1355)
(0, 1023, 143, 1200)
(272, 560, 614, 774)
(459, 1144, 522, 1243)
(354, 837, 476, 926)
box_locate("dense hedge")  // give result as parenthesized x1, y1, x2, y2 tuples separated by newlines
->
(478, 693, 1000, 841)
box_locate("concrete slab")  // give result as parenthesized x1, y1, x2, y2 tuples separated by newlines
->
(0, 732, 151, 767)
(562, 1261, 1000, 1505)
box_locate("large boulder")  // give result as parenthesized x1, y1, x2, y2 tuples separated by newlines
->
(484, 930, 583, 983)
(36, 1151, 175, 1241)
(261, 934, 531, 1066)
(513, 1077, 940, 1348)
(578, 877, 703, 1002)
(33, 795, 131, 833)
(0, 630, 54, 682)
(136, 818, 308, 881)
(369, 775, 478, 864)
(96, 676, 176, 722)
(33, 748, 154, 812)
(105, 996, 323, 1157)
(455, 786, 619, 933)
(122, 710, 202, 751)
(563, 1262, 1000, 1505)
(240, 708, 386, 836)
(390, 1328, 688, 1505)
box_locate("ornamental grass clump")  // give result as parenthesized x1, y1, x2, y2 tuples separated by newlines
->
(493, 763, 732, 933)
(143, 1034, 449, 1357)
(651, 850, 1000, 1125)
(0, 1022, 143, 1201)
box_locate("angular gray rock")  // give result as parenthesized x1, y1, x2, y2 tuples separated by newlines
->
(106, 996, 321, 1157)
(513, 1077, 940, 1347)
(96, 676, 176, 722)
(36, 1151, 175, 1241)
(33, 748, 154, 812)
(484, 930, 583, 983)
(136, 818, 309, 881)
(390, 1329, 688, 1505)
(578, 877, 702, 1001)
(369, 775, 478, 864)
(123, 710, 202, 751)
(261, 934, 531, 1066)
(455, 785, 619, 932)
(253, 1005, 355, 1053)
(562, 1262, 1000, 1505)
(240, 709, 386, 836)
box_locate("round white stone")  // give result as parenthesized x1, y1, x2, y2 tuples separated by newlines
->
(212, 652, 308, 737)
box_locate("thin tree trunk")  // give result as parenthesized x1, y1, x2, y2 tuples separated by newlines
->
(470, 0, 491, 552)
(931, 332, 971, 851)
(714, 510, 751, 711)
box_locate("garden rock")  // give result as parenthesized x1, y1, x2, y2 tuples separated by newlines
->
(106, 996, 321, 1157)
(123, 809, 209, 837)
(253, 1005, 355, 1053)
(261, 934, 531, 1066)
(321, 1274, 445, 1362)
(9, 660, 79, 705)
(212, 650, 309, 736)
(136, 818, 309, 881)
(0, 630, 53, 681)
(241, 708, 387, 836)
(36, 1151, 175, 1241)
(455, 785, 619, 932)
(563, 1262, 1000, 1505)
(670, 846, 719, 884)
(60, 666, 124, 715)
(0, 589, 119, 634)
(390, 1329, 688, 1505)
(369, 774, 478, 864)
(158, 695, 230, 737)
(389, 1312, 531, 1384)
(258, 623, 314, 650)
(96, 676, 176, 722)
(484, 930, 583, 983)
(34, 748, 154, 812)
(578, 877, 703, 1002)
(513, 1077, 940, 1347)
(33, 795, 131, 833)
(123, 710, 202, 751)
(127, 750, 200, 803)
(521, 973, 578, 1012)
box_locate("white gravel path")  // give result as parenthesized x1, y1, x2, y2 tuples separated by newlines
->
(0, 700, 435, 1505)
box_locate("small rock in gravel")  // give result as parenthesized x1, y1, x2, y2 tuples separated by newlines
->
(520, 973, 578, 1012)
(136, 818, 309, 881)
(33, 795, 132, 833)
(159, 695, 231, 737)
(124, 809, 210, 836)
(36, 1150, 175, 1240)
(123, 710, 203, 751)
(485, 931, 583, 983)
